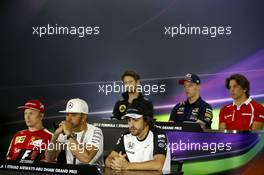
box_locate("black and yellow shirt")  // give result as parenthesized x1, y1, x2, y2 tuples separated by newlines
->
(112, 92, 153, 120)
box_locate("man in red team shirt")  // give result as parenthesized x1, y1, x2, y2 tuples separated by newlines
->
(6, 100, 52, 160)
(219, 74, 264, 131)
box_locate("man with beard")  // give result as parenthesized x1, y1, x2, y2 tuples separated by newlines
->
(45, 98, 104, 166)
(105, 104, 170, 172)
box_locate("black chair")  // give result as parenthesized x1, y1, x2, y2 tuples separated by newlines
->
(170, 160, 184, 175)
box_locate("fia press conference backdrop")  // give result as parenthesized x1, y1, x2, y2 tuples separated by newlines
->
(1, 0, 264, 171)
(1, 0, 264, 127)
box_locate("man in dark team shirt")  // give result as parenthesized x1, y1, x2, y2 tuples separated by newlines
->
(169, 73, 213, 129)
(106, 104, 171, 172)
(111, 70, 153, 120)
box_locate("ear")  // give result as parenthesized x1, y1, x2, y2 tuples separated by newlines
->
(143, 117, 148, 127)
(197, 84, 201, 90)
(136, 80, 140, 85)
(40, 113, 44, 120)
(82, 114, 87, 122)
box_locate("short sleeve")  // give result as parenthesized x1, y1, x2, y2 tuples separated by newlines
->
(113, 134, 125, 154)
(198, 104, 213, 128)
(219, 107, 226, 123)
(57, 133, 66, 143)
(169, 104, 180, 122)
(6, 133, 16, 159)
(90, 127, 103, 149)
(112, 101, 122, 120)
(253, 103, 264, 123)
(153, 130, 167, 156)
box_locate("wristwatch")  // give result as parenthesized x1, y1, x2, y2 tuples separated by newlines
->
(67, 133, 77, 140)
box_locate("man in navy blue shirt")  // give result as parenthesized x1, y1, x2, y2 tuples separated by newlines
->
(169, 73, 213, 129)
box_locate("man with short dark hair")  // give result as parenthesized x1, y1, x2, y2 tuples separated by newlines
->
(219, 74, 264, 130)
(106, 104, 170, 172)
(169, 73, 213, 129)
(112, 70, 153, 120)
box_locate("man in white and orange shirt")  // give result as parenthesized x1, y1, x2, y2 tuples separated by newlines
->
(219, 74, 264, 131)
(6, 100, 52, 160)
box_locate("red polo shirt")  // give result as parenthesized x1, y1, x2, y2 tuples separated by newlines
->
(6, 128, 52, 160)
(219, 98, 264, 130)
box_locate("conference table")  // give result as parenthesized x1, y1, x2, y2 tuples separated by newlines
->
(1, 119, 264, 175)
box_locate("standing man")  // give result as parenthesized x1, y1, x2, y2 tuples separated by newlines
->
(106, 104, 171, 172)
(6, 100, 52, 160)
(169, 73, 213, 129)
(112, 70, 153, 120)
(46, 98, 104, 166)
(219, 74, 264, 130)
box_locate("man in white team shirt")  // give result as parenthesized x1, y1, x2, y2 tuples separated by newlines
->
(46, 98, 103, 166)
(105, 103, 171, 172)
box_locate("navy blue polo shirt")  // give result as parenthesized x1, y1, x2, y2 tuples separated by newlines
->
(169, 97, 213, 128)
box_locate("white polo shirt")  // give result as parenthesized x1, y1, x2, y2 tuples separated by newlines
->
(57, 123, 104, 166)
(114, 127, 171, 172)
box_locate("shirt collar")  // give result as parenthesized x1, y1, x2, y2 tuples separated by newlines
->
(186, 96, 202, 106)
(233, 97, 252, 107)
(122, 91, 143, 100)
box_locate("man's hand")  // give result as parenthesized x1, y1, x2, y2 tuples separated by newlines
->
(55, 120, 73, 136)
(54, 122, 64, 136)
(111, 152, 128, 170)
(62, 121, 73, 136)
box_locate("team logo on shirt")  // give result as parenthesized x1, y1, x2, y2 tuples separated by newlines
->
(29, 137, 43, 148)
(204, 117, 211, 123)
(192, 108, 199, 114)
(15, 136, 26, 144)
(190, 115, 198, 121)
(158, 134, 166, 139)
(205, 108, 213, 119)
(127, 142, 135, 149)
(14, 148, 21, 153)
(177, 107, 184, 115)
(119, 105, 126, 113)
(158, 142, 165, 148)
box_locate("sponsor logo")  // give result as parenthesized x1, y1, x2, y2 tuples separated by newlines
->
(144, 144, 150, 149)
(158, 139, 166, 143)
(125, 150, 135, 154)
(178, 107, 184, 112)
(15, 136, 26, 144)
(127, 142, 135, 149)
(116, 137, 122, 145)
(158, 134, 166, 139)
(14, 148, 21, 153)
(205, 112, 212, 118)
(192, 108, 199, 113)
(30, 138, 43, 148)
(158, 142, 165, 148)
(241, 113, 252, 116)
(119, 105, 126, 113)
